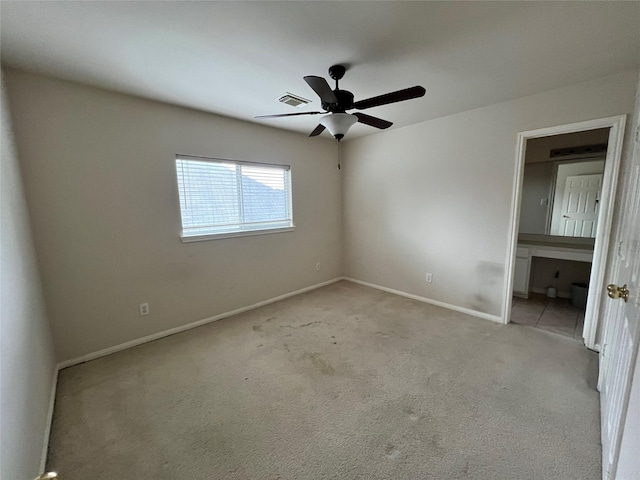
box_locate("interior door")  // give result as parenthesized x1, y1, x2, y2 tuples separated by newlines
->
(559, 173, 603, 237)
(598, 121, 640, 479)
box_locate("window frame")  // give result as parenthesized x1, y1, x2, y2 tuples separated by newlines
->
(175, 154, 295, 242)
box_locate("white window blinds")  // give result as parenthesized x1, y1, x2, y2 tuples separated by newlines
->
(175, 156, 293, 239)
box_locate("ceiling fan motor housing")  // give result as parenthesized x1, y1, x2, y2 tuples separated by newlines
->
(323, 90, 354, 113)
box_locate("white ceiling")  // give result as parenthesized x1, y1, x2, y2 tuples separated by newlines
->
(2, 1, 639, 140)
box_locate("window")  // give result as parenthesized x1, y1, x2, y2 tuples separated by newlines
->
(175, 155, 294, 241)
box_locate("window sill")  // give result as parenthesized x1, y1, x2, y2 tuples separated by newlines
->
(180, 225, 296, 243)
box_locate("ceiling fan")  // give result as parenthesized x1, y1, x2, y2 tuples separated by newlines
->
(255, 65, 426, 141)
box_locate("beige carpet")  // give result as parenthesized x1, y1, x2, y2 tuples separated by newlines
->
(47, 281, 601, 479)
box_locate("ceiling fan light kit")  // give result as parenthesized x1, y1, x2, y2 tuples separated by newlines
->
(320, 113, 358, 141)
(256, 64, 426, 141)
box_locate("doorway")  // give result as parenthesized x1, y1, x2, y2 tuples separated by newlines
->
(503, 115, 627, 351)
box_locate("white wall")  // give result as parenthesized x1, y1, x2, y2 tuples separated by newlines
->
(342, 70, 638, 319)
(519, 162, 555, 235)
(4, 69, 343, 362)
(1, 69, 57, 480)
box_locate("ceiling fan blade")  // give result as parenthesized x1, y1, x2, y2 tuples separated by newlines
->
(353, 86, 426, 110)
(353, 113, 393, 130)
(303, 76, 338, 104)
(255, 111, 324, 119)
(309, 124, 326, 137)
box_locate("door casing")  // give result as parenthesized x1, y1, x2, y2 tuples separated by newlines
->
(503, 115, 627, 351)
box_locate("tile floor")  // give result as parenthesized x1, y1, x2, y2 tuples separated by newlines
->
(511, 293, 585, 340)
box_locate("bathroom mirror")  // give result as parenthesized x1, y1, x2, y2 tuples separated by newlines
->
(518, 129, 609, 239)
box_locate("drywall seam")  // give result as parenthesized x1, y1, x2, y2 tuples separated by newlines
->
(57, 277, 344, 369)
(344, 277, 503, 324)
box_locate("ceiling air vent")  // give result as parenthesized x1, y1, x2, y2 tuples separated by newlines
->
(549, 143, 608, 159)
(277, 92, 311, 108)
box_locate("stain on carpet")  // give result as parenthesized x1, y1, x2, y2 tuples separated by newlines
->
(384, 443, 401, 459)
(403, 406, 420, 422)
(281, 321, 329, 329)
(301, 352, 335, 375)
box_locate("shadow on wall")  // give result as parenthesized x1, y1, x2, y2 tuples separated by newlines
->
(470, 261, 504, 316)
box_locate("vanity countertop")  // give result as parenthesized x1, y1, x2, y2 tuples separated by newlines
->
(518, 240, 594, 251)
(517, 234, 595, 251)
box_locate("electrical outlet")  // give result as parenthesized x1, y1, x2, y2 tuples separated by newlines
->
(139, 303, 149, 316)
(316, 262, 321, 271)
(425, 273, 433, 283)
(540, 198, 549, 206)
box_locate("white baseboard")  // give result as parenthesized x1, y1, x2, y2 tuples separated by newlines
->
(40, 364, 59, 473)
(57, 277, 344, 369)
(344, 277, 503, 324)
(57, 275, 505, 370)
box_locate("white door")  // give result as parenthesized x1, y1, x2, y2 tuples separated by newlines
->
(598, 119, 640, 478)
(559, 173, 602, 237)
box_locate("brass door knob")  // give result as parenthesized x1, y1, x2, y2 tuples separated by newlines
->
(607, 284, 629, 303)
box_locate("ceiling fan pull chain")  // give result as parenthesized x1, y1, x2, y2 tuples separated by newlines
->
(337, 139, 341, 170)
